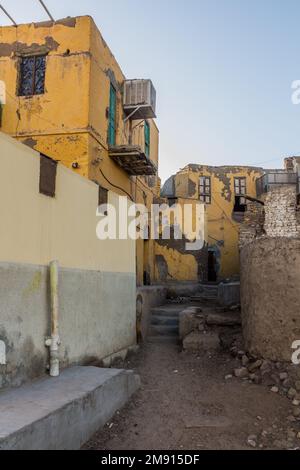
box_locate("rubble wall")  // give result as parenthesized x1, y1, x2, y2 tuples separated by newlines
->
(240, 237, 300, 362)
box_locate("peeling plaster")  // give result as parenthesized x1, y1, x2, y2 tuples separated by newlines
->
(0, 37, 60, 57)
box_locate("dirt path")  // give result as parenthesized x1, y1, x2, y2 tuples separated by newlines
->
(83, 341, 295, 450)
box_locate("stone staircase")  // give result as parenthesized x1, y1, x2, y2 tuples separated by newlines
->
(191, 284, 218, 302)
(148, 304, 184, 343)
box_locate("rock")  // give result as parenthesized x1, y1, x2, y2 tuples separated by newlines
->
(183, 331, 219, 353)
(247, 435, 257, 448)
(254, 375, 262, 385)
(297, 432, 300, 440)
(242, 355, 249, 367)
(287, 429, 296, 439)
(219, 328, 242, 352)
(179, 309, 205, 341)
(237, 350, 246, 358)
(295, 381, 300, 392)
(287, 415, 297, 422)
(206, 312, 241, 327)
(288, 388, 297, 399)
(283, 378, 293, 389)
(260, 360, 272, 373)
(271, 386, 279, 393)
(270, 374, 281, 385)
(234, 367, 249, 378)
(293, 399, 300, 406)
(248, 360, 263, 373)
(293, 407, 300, 418)
(225, 374, 233, 380)
(279, 372, 288, 381)
(230, 346, 238, 357)
(249, 373, 256, 381)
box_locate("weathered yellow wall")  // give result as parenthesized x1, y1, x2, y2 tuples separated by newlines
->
(0, 15, 160, 286)
(154, 197, 207, 282)
(170, 165, 264, 280)
(0, 131, 135, 273)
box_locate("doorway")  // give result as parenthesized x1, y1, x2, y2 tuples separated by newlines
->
(208, 250, 217, 282)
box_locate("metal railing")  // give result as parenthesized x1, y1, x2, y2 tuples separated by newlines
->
(256, 172, 298, 197)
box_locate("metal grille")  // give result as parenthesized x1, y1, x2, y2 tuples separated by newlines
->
(18, 55, 46, 96)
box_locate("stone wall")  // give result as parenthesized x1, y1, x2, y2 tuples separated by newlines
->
(264, 186, 299, 238)
(239, 201, 265, 248)
(240, 185, 300, 362)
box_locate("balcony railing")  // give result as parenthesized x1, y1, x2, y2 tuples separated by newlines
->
(256, 171, 298, 197)
(109, 145, 157, 176)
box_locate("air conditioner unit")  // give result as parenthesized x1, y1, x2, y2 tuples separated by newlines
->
(123, 79, 156, 120)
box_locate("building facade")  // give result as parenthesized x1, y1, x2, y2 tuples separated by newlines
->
(0, 15, 159, 286)
(162, 164, 264, 281)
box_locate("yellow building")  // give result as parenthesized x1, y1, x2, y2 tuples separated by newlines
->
(162, 164, 264, 281)
(0, 15, 159, 286)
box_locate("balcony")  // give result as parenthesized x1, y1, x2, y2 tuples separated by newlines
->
(109, 145, 157, 176)
(256, 171, 298, 197)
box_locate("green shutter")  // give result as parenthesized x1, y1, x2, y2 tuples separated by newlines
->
(108, 84, 116, 146)
(144, 121, 150, 158)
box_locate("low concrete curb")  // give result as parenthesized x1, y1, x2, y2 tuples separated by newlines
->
(0, 366, 140, 450)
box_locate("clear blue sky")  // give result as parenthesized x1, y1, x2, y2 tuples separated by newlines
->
(1, 0, 300, 182)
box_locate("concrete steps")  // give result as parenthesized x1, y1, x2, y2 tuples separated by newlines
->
(0, 366, 140, 450)
(151, 315, 179, 326)
(150, 324, 179, 336)
(148, 303, 184, 343)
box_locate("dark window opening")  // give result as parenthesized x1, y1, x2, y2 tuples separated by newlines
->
(18, 55, 46, 96)
(98, 185, 108, 215)
(208, 251, 217, 282)
(98, 185, 108, 206)
(39, 154, 57, 198)
(234, 177, 246, 212)
(234, 196, 247, 212)
(199, 176, 211, 204)
(144, 121, 150, 158)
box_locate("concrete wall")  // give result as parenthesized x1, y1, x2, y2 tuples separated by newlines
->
(240, 237, 300, 362)
(0, 132, 136, 389)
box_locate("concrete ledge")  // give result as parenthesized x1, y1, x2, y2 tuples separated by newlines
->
(0, 366, 140, 450)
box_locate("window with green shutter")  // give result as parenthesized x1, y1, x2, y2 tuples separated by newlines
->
(144, 121, 150, 158)
(108, 84, 116, 146)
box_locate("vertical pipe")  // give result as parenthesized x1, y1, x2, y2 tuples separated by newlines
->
(49, 260, 60, 377)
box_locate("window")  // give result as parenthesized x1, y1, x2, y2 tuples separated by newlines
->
(108, 83, 116, 146)
(39, 154, 57, 198)
(234, 177, 247, 212)
(199, 176, 211, 204)
(144, 121, 150, 158)
(18, 55, 46, 96)
(98, 185, 108, 207)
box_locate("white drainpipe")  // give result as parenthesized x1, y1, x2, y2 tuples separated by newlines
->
(45, 260, 60, 377)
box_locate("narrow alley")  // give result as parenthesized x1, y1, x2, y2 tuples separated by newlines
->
(84, 297, 295, 451)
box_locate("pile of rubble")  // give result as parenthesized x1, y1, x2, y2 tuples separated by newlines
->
(228, 348, 300, 448)
(179, 306, 241, 353)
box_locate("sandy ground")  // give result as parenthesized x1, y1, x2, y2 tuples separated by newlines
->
(83, 341, 297, 450)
